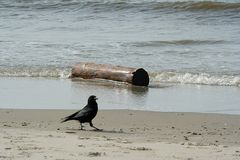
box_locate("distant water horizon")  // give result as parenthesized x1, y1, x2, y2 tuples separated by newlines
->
(0, 0, 240, 87)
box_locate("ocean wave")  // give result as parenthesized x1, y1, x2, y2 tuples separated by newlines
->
(152, 1, 240, 11)
(2, 0, 240, 12)
(150, 72, 240, 87)
(129, 39, 225, 47)
(0, 67, 71, 78)
(1, 67, 240, 87)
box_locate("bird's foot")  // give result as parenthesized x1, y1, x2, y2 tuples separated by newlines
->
(92, 127, 103, 131)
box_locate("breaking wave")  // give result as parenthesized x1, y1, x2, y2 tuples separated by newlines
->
(150, 71, 240, 87)
(1, 66, 240, 87)
(0, 67, 71, 78)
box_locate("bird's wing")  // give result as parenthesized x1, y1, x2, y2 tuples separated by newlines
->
(74, 106, 93, 119)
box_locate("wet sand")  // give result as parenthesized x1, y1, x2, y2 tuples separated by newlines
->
(1, 77, 240, 114)
(0, 109, 240, 159)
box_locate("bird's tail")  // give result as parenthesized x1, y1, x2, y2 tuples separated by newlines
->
(60, 117, 70, 123)
(61, 110, 79, 123)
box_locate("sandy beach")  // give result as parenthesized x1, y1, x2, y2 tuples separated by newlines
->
(0, 109, 240, 160)
(1, 0, 240, 159)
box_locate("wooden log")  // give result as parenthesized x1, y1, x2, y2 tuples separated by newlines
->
(71, 62, 149, 86)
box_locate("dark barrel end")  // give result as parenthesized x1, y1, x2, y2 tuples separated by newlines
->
(132, 68, 149, 86)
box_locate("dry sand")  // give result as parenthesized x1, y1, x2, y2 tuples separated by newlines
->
(0, 109, 240, 160)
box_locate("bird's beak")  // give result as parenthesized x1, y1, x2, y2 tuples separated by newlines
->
(95, 97, 98, 100)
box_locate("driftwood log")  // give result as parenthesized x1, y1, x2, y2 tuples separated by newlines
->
(71, 62, 149, 86)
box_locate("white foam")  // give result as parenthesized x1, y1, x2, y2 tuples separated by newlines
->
(151, 72, 240, 87)
(0, 68, 71, 79)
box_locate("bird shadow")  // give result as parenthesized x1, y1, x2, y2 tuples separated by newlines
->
(65, 128, 128, 134)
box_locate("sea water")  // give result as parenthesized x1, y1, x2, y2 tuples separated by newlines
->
(0, 0, 240, 113)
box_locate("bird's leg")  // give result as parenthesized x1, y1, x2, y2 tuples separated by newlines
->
(89, 121, 101, 131)
(79, 122, 84, 130)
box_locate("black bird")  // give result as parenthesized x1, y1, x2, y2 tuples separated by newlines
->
(61, 95, 100, 130)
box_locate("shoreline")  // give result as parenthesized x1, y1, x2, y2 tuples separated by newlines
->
(1, 77, 240, 114)
(1, 109, 240, 159)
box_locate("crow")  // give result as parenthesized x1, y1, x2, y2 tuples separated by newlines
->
(61, 95, 100, 130)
